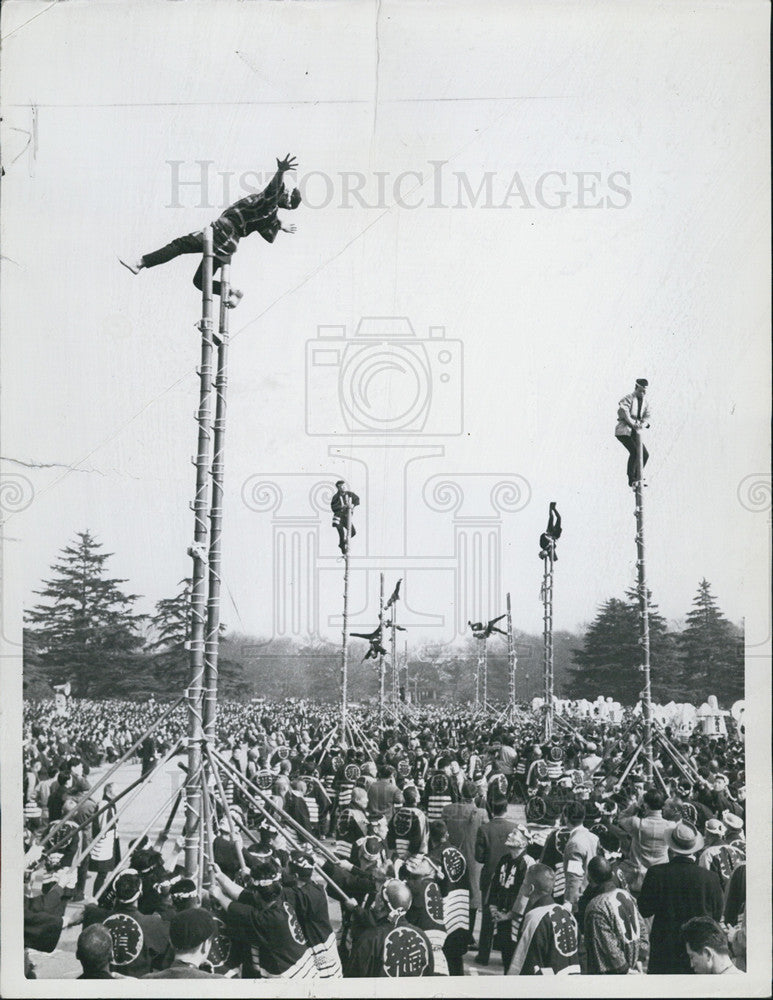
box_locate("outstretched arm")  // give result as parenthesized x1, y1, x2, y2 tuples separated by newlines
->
(262, 153, 298, 202)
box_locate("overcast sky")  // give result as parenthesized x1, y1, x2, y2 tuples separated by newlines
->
(1, 0, 769, 647)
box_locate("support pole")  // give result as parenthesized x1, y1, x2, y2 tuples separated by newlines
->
(185, 226, 215, 878)
(378, 572, 385, 727)
(506, 592, 517, 719)
(542, 541, 555, 741)
(634, 431, 654, 780)
(340, 497, 352, 747)
(391, 601, 399, 720)
(474, 640, 481, 707)
(481, 636, 488, 709)
(203, 262, 230, 743)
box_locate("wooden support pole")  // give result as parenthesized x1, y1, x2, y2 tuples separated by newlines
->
(635, 431, 654, 780)
(506, 591, 517, 718)
(378, 572, 385, 728)
(340, 497, 352, 746)
(94, 782, 182, 903)
(542, 540, 555, 742)
(391, 599, 399, 719)
(203, 262, 231, 743)
(185, 226, 215, 878)
(36, 696, 184, 854)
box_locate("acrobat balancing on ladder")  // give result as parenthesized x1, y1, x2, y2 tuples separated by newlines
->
(119, 154, 301, 309)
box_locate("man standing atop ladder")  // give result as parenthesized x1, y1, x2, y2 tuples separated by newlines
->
(615, 378, 651, 487)
(119, 154, 301, 308)
(331, 480, 359, 555)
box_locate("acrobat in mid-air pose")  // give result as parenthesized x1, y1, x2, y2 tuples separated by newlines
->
(350, 626, 388, 662)
(331, 480, 360, 555)
(539, 502, 562, 561)
(119, 154, 301, 308)
(615, 378, 651, 487)
(468, 614, 507, 640)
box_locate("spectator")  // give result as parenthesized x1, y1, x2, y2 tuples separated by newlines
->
(76, 925, 114, 980)
(617, 788, 675, 891)
(638, 821, 724, 974)
(143, 908, 224, 979)
(582, 856, 644, 974)
(367, 765, 404, 821)
(474, 793, 516, 965)
(681, 916, 742, 975)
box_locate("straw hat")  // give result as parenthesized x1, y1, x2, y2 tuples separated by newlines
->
(666, 820, 704, 855)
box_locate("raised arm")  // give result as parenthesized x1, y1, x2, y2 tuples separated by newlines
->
(262, 153, 298, 202)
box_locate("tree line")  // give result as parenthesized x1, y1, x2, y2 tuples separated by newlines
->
(23, 531, 744, 706)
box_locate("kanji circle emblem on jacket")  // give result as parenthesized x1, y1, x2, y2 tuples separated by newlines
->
(103, 913, 143, 965)
(336, 809, 354, 838)
(549, 906, 578, 957)
(283, 902, 307, 945)
(441, 846, 466, 884)
(397, 759, 411, 777)
(424, 882, 445, 925)
(256, 770, 273, 790)
(491, 773, 508, 796)
(207, 915, 232, 967)
(393, 808, 414, 838)
(344, 763, 360, 782)
(383, 926, 430, 977)
(430, 772, 449, 795)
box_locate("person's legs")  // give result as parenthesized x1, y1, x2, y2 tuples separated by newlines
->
(476, 902, 493, 963)
(617, 435, 637, 485)
(501, 934, 516, 974)
(193, 255, 234, 300)
(141, 231, 204, 269)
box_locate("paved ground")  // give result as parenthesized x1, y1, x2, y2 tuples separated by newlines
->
(28, 759, 524, 979)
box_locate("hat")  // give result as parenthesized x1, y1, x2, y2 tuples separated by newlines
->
(722, 811, 744, 831)
(360, 836, 384, 862)
(132, 848, 156, 874)
(250, 860, 282, 887)
(114, 870, 142, 903)
(635, 378, 649, 387)
(666, 820, 704, 855)
(289, 187, 302, 209)
(290, 847, 315, 874)
(367, 809, 386, 824)
(169, 877, 197, 901)
(169, 907, 216, 951)
(705, 818, 726, 838)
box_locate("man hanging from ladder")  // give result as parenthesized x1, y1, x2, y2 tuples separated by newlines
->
(615, 379, 651, 487)
(331, 480, 359, 555)
(538, 503, 562, 562)
(119, 154, 301, 309)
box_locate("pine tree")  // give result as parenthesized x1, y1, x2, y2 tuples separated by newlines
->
(567, 589, 676, 704)
(678, 579, 743, 705)
(25, 531, 147, 696)
(148, 578, 192, 694)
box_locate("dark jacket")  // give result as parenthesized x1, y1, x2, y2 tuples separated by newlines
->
(474, 816, 516, 897)
(638, 856, 723, 974)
